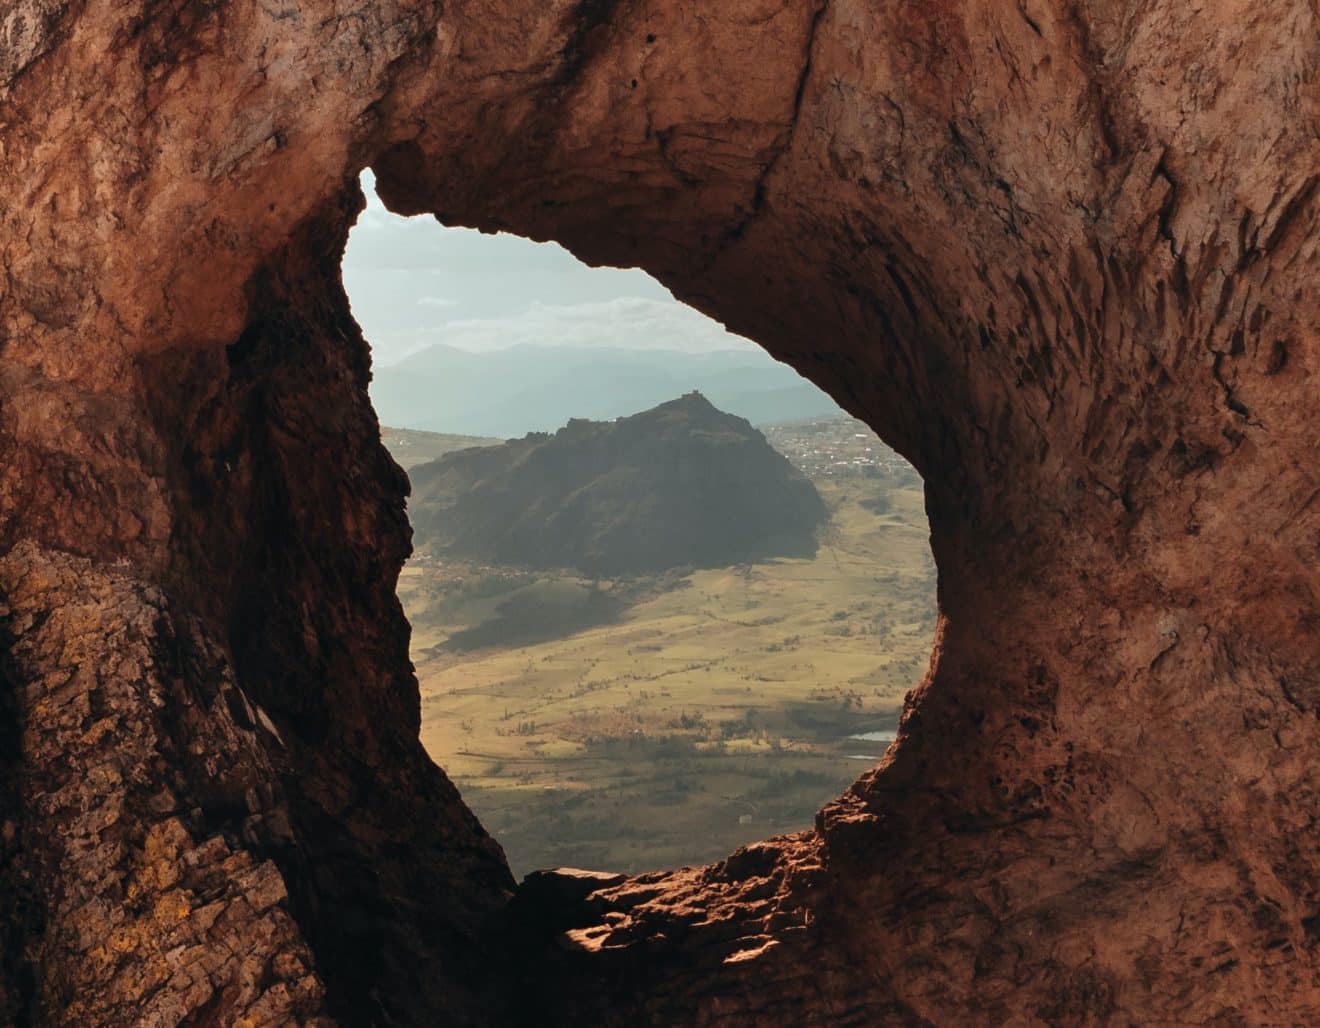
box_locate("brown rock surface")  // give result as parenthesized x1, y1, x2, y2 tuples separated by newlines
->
(1, 0, 1317, 1024)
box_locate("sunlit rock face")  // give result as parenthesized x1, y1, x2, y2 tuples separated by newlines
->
(1, 0, 1317, 1024)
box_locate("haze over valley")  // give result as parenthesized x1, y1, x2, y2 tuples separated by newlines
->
(371, 343, 841, 437)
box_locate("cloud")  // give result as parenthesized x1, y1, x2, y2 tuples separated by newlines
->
(347, 170, 761, 365)
(382, 297, 759, 362)
(350, 205, 394, 232)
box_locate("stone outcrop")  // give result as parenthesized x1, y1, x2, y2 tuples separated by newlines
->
(1, 0, 1317, 1024)
(407, 391, 828, 575)
(0, 543, 329, 1025)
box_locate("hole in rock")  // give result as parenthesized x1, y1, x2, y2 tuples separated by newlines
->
(344, 172, 938, 877)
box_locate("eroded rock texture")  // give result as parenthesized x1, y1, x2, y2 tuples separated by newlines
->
(1, 0, 1317, 1024)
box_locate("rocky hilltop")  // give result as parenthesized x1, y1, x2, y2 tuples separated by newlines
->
(0, 0, 1316, 1025)
(408, 393, 827, 574)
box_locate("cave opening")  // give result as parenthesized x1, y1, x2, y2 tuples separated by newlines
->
(6, 0, 1314, 1021)
(343, 171, 939, 877)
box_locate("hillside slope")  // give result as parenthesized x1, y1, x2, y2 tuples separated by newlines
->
(408, 393, 828, 575)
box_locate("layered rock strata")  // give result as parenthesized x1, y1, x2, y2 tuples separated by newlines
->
(1, 0, 1317, 1024)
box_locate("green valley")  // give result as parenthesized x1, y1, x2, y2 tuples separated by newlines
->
(396, 415, 935, 876)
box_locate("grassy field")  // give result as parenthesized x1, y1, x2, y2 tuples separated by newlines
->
(380, 426, 500, 469)
(401, 474, 936, 877)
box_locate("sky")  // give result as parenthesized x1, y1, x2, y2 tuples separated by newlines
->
(342, 171, 760, 367)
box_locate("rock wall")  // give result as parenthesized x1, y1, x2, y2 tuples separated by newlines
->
(1, 0, 1317, 1024)
(0, 543, 329, 1025)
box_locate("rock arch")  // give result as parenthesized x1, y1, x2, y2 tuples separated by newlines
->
(1, 0, 1316, 1023)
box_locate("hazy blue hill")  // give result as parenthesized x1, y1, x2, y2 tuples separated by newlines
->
(371, 345, 840, 436)
(700, 382, 846, 427)
(407, 393, 830, 575)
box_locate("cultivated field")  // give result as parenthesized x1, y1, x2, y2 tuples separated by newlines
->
(380, 426, 500, 469)
(401, 470, 936, 877)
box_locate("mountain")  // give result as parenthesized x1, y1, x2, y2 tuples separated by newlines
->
(370, 344, 840, 436)
(406, 393, 830, 575)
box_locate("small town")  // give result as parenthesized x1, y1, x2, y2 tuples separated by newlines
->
(761, 416, 918, 481)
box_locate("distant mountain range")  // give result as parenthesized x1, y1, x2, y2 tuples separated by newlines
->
(370, 344, 841, 436)
(407, 393, 829, 575)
